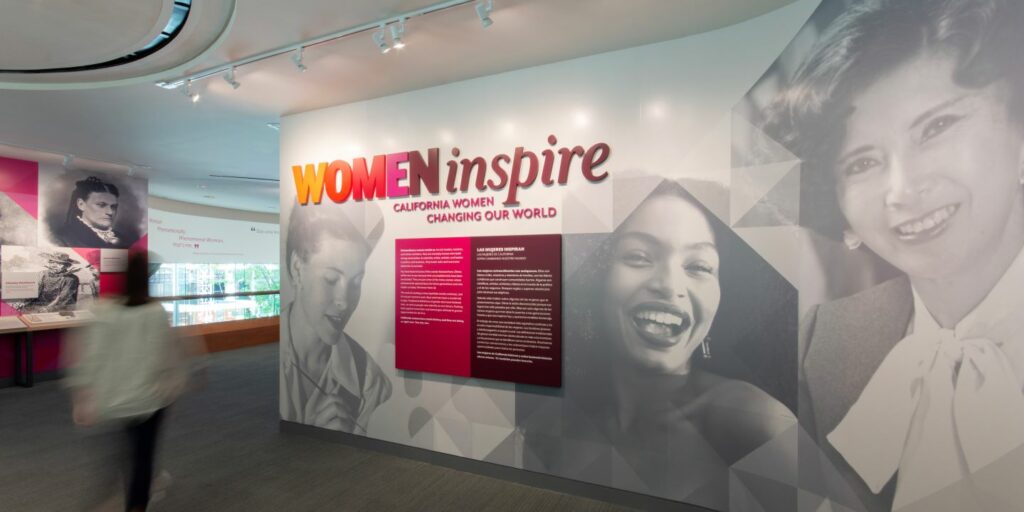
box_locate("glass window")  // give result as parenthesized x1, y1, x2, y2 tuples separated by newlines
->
(160, 294, 280, 327)
(149, 262, 280, 327)
(149, 263, 280, 298)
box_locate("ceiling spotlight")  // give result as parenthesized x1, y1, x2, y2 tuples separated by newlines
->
(373, 25, 391, 54)
(223, 67, 241, 89)
(292, 47, 307, 72)
(63, 154, 74, 169)
(390, 19, 406, 50)
(183, 80, 200, 103)
(475, 0, 494, 28)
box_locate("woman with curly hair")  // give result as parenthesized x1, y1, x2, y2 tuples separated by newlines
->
(55, 176, 136, 248)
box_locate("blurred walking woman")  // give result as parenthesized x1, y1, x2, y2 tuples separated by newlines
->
(765, 0, 1024, 509)
(67, 252, 191, 512)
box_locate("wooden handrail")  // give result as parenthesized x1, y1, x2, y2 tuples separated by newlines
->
(174, 316, 280, 353)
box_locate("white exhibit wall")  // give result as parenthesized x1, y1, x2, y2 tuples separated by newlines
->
(148, 199, 279, 264)
(279, 2, 818, 511)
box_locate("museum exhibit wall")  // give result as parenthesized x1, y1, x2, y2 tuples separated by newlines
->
(0, 155, 148, 380)
(280, 0, 1024, 510)
(149, 199, 279, 265)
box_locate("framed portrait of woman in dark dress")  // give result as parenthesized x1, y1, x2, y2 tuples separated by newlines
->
(40, 170, 147, 250)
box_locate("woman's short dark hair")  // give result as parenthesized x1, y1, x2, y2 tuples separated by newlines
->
(66, 176, 119, 224)
(761, 0, 1024, 238)
(285, 201, 384, 279)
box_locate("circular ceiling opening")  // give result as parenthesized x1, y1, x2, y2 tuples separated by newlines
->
(0, 0, 235, 90)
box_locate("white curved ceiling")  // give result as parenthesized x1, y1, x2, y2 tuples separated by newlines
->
(0, 0, 235, 89)
(0, 0, 798, 212)
(1, 0, 168, 70)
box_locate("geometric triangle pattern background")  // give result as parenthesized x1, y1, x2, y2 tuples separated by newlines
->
(732, 423, 799, 487)
(732, 226, 805, 289)
(729, 473, 770, 512)
(730, 161, 798, 226)
(730, 469, 794, 512)
(730, 112, 801, 168)
(733, 163, 800, 228)
(610, 174, 665, 231)
(561, 185, 613, 235)
(0, 156, 38, 246)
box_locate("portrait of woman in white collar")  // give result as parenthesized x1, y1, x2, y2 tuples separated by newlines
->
(279, 200, 391, 433)
(755, 0, 1024, 509)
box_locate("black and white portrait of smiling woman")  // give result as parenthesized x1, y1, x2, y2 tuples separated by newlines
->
(752, 0, 1024, 509)
(518, 179, 798, 511)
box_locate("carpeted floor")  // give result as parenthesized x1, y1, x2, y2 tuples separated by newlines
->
(0, 344, 632, 512)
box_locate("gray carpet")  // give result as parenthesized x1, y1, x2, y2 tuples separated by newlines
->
(0, 344, 632, 512)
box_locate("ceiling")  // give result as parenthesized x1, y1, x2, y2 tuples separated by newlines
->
(1, 1, 168, 70)
(0, 0, 794, 213)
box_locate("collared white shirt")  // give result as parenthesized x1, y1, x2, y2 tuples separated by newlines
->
(829, 247, 1024, 509)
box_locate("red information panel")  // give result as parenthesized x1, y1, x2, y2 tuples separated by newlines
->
(395, 234, 561, 387)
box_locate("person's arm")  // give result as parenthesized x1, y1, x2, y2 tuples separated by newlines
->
(161, 308, 208, 396)
(64, 319, 104, 426)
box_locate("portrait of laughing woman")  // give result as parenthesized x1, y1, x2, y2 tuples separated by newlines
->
(519, 180, 797, 511)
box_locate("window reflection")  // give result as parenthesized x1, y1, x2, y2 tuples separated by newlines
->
(159, 294, 280, 327)
(149, 263, 280, 326)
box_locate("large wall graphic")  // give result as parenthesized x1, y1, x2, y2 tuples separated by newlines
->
(0, 157, 148, 316)
(735, 0, 1024, 510)
(281, 1, 1023, 510)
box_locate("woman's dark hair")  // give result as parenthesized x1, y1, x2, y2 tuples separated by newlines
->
(65, 176, 119, 225)
(761, 0, 1024, 238)
(565, 180, 797, 412)
(123, 251, 150, 307)
(285, 201, 383, 279)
